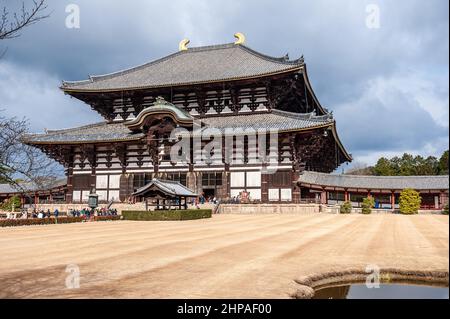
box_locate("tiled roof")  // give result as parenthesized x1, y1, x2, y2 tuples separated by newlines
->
(199, 110, 333, 133)
(23, 122, 144, 144)
(61, 43, 303, 91)
(133, 179, 198, 197)
(298, 171, 449, 191)
(24, 110, 333, 144)
(0, 179, 67, 194)
(0, 184, 17, 194)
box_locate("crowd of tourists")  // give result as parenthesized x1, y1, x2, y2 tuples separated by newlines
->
(2, 207, 119, 220)
(68, 207, 118, 217)
(31, 208, 60, 219)
(188, 194, 219, 209)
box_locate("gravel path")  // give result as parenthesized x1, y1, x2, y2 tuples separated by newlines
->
(0, 214, 447, 298)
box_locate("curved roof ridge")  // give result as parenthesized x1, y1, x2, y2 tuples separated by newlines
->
(61, 43, 303, 89)
(126, 98, 193, 129)
(272, 109, 333, 121)
(238, 44, 303, 66)
(29, 121, 110, 136)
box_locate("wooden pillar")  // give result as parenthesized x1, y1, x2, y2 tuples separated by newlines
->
(292, 171, 300, 204)
(225, 165, 231, 200)
(391, 192, 396, 210)
(90, 167, 96, 192)
(66, 165, 74, 204)
(440, 191, 447, 209)
(261, 171, 269, 203)
(344, 190, 349, 202)
(320, 190, 327, 205)
(187, 171, 196, 193)
(49, 192, 54, 204)
(197, 172, 203, 196)
(179, 196, 182, 210)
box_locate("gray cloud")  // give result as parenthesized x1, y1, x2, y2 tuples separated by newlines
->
(0, 0, 448, 166)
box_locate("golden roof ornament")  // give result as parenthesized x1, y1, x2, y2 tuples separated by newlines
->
(179, 39, 190, 51)
(234, 32, 246, 45)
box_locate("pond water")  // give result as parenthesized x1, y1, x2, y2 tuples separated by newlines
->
(313, 284, 449, 299)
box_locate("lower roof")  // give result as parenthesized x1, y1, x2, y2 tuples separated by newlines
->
(298, 171, 449, 191)
(133, 179, 198, 197)
(24, 110, 334, 145)
(0, 179, 67, 195)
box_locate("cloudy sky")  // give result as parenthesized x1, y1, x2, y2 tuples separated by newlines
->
(0, 0, 448, 170)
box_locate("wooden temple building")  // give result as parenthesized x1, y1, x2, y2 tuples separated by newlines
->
(16, 34, 447, 210)
(23, 35, 351, 204)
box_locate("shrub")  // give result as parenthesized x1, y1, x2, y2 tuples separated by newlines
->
(93, 215, 121, 222)
(399, 188, 421, 215)
(340, 201, 352, 214)
(361, 197, 375, 214)
(0, 217, 84, 228)
(442, 204, 448, 215)
(122, 209, 212, 221)
(0, 196, 21, 211)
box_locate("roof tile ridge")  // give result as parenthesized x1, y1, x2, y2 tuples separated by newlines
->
(43, 121, 110, 134)
(239, 44, 304, 66)
(335, 172, 449, 179)
(188, 42, 235, 52)
(272, 109, 331, 121)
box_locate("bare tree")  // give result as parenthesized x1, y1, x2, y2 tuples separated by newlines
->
(0, 1, 52, 202)
(0, 112, 60, 193)
(345, 162, 374, 175)
(0, 0, 48, 40)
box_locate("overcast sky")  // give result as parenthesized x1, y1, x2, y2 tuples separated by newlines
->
(0, 0, 448, 170)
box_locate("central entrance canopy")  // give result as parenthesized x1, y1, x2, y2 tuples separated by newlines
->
(132, 179, 198, 210)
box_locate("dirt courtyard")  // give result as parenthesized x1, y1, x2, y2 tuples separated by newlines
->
(0, 214, 448, 298)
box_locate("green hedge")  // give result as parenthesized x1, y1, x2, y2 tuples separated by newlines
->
(93, 215, 121, 222)
(122, 209, 212, 221)
(0, 217, 84, 227)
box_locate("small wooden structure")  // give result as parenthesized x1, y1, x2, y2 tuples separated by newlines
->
(132, 179, 198, 210)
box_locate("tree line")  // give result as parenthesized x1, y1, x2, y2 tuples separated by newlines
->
(347, 151, 449, 176)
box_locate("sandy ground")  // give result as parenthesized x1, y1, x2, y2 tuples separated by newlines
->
(0, 214, 448, 298)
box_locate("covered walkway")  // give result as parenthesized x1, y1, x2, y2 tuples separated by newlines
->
(298, 171, 449, 210)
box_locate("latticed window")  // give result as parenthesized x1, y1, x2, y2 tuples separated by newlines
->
(268, 171, 291, 187)
(133, 173, 152, 190)
(166, 173, 187, 186)
(328, 192, 345, 201)
(72, 174, 91, 190)
(202, 173, 222, 186)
